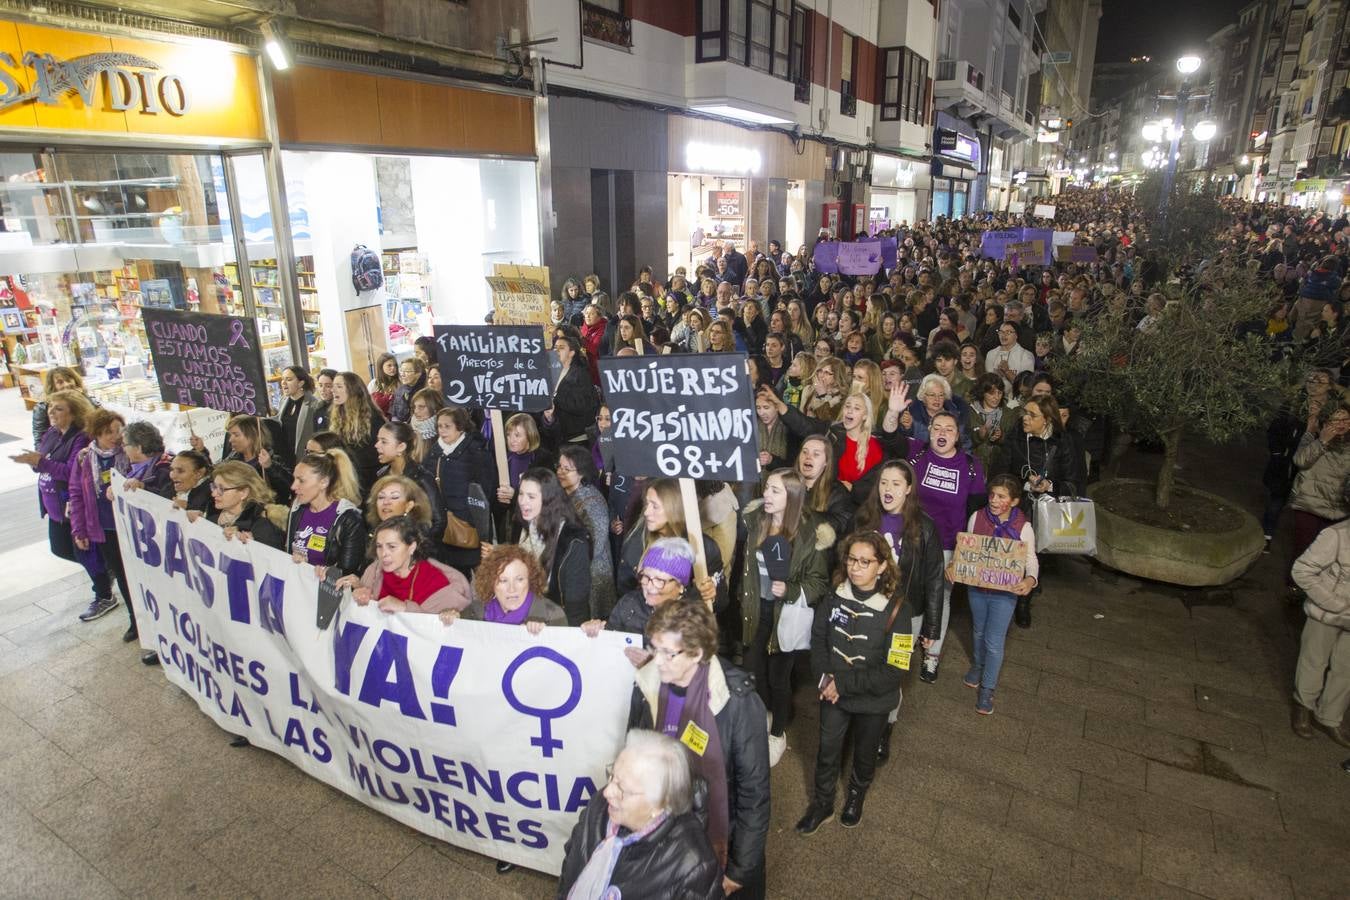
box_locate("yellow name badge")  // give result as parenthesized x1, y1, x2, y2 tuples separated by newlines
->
(679, 721, 709, 756)
(100, 468, 112, 484)
(887, 648, 912, 670)
(891, 633, 914, 653)
(306, 534, 328, 552)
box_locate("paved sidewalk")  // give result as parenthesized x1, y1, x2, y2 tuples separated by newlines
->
(1, 435, 1348, 899)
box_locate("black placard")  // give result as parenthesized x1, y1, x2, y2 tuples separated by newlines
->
(142, 308, 269, 415)
(433, 324, 552, 413)
(599, 352, 759, 482)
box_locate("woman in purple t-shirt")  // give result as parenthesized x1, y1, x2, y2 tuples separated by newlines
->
(285, 449, 368, 578)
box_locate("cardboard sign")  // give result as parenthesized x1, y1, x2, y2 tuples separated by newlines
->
(1004, 240, 1045, 261)
(141, 307, 269, 415)
(433, 324, 553, 412)
(1033, 203, 1057, 219)
(486, 275, 550, 326)
(951, 531, 1027, 591)
(599, 352, 759, 482)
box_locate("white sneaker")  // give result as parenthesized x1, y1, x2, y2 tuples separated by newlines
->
(768, 733, 787, 767)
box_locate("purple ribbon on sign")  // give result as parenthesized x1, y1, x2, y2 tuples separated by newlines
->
(228, 319, 251, 349)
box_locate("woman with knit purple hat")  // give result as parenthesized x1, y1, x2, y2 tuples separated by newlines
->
(584, 537, 698, 665)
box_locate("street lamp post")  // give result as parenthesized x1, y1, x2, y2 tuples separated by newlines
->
(1152, 55, 1209, 223)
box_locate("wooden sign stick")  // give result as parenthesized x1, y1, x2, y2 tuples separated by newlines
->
(490, 409, 510, 490)
(678, 477, 710, 600)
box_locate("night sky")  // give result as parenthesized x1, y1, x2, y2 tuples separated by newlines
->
(1095, 0, 1243, 65)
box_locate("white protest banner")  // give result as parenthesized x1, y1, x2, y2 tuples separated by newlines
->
(1033, 203, 1057, 220)
(112, 477, 637, 875)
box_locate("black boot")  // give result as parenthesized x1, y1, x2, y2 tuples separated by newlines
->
(840, 786, 866, 828)
(795, 801, 833, 835)
(876, 722, 895, 766)
(1014, 596, 1031, 629)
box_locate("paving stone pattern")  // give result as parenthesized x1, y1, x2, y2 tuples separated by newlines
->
(1, 442, 1348, 899)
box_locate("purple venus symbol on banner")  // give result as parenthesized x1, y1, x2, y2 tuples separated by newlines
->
(502, 646, 582, 757)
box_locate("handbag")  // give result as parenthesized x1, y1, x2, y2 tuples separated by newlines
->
(1032, 494, 1097, 555)
(776, 588, 813, 653)
(434, 456, 480, 549)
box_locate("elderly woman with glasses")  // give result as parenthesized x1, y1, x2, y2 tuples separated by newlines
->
(627, 599, 770, 898)
(557, 730, 721, 899)
(887, 372, 972, 451)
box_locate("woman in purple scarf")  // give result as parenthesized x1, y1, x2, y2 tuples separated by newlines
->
(459, 544, 567, 632)
(627, 599, 771, 898)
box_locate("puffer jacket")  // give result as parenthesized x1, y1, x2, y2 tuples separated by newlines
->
(629, 656, 770, 888)
(1290, 434, 1350, 520)
(1292, 520, 1350, 629)
(736, 501, 833, 652)
(285, 498, 369, 577)
(67, 445, 129, 543)
(556, 788, 721, 900)
(810, 581, 916, 715)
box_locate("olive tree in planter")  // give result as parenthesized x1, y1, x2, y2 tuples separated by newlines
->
(1050, 180, 1288, 584)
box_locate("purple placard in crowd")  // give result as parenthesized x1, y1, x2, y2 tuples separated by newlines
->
(838, 241, 882, 275)
(812, 242, 840, 274)
(980, 230, 1023, 260)
(1071, 245, 1099, 262)
(880, 236, 899, 269)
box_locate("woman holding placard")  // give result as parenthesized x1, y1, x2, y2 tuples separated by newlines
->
(949, 475, 1038, 715)
(616, 478, 722, 611)
(735, 469, 832, 768)
(429, 406, 495, 578)
(202, 414, 293, 504)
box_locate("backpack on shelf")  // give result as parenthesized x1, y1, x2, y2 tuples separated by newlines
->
(351, 245, 384, 293)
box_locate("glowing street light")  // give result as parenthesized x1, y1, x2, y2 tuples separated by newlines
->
(1192, 120, 1217, 142)
(1176, 55, 1202, 75)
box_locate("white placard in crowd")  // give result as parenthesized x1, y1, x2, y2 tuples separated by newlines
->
(111, 477, 638, 875)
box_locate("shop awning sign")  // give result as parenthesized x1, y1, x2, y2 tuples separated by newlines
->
(0, 50, 189, 116)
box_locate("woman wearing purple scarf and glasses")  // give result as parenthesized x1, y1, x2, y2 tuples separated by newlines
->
(459, 543, 567, 632)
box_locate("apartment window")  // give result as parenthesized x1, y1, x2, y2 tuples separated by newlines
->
(697, 0, 793, 78)
(582, 0, 633, 49)
(879, 47, 929, 126)
(789, 4, 812, 102)
(840, 31, 858, 117)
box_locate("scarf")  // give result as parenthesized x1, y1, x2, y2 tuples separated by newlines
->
(519, 523, 547, 564)
(484, 591, 535, 624)
(757, 418, 787, 463)
(507, 450, 533, 489)
(566, 810, 670, 900)
(655, 663, 730, 870)
(975, 506, 1027, 540)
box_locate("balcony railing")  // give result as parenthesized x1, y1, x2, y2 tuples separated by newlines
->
(1000, 90, 1013, 112)
(935, 59, 984, 90)
(582, 2, 632, 49)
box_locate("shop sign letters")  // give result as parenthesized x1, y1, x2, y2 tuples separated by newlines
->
(0, 51, 190, 117)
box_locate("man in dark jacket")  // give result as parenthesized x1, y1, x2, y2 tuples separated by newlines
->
(722, 241, 748, 288)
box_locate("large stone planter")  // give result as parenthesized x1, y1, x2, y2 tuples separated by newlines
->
(1086, 479, 1265, 587)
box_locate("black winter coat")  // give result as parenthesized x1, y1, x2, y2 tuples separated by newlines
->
(135, 454, 176, 500)
(208, 501, 286, 551)
(556, 790, 722, 900)
(618, 528, 728, 616)
(1008, 424, 1087, 498)
(513, 518, 593, 625)
(342, 409, 387, 498)
(222, 452, 293, 505)
(810, 583, 916, 715)
(628, 657, 771, 887)
(780, 404, 883, 507)
(427, 434, 494, 570)
(891, 512, 946, 642)
(285, 500, 369, 577)
(550, 365, 599, 444)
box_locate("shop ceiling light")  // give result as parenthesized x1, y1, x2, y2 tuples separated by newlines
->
(689, 104, 792, 126)
(261, 20, 291, 71)
(686, 141, 762, 174)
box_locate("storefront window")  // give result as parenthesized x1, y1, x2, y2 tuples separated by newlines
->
(0, 148, 297, 412)
(281, 150, 539, 378)
(667, 173, 750, 282)
(932, 177, 951, 218)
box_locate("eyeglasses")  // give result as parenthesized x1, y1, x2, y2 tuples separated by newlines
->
(555, 463, 576, 475)
(639, 573, 678, 590)
(210, 483, 243, 495)
(846, 555, 879, 568)
(649, 645, 687, 662)
(604, 765, 642, 802)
